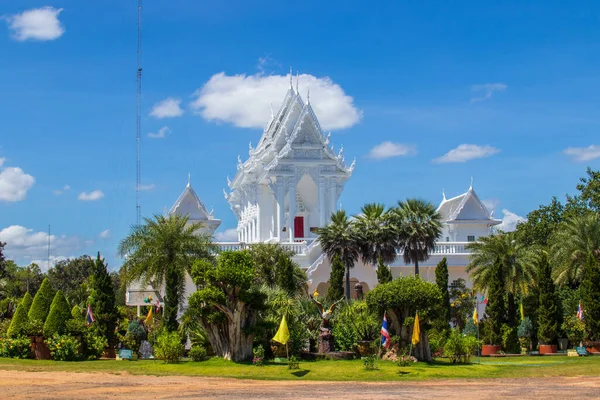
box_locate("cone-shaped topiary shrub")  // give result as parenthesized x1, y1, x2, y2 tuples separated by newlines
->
(28, 278, 55, 324)
(44, 290, 73, 337)
(21, 292, 33, 314)
(7, 296, 31, 337)
(71, 305, 83, 320)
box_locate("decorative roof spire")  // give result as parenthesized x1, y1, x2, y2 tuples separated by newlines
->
(470, 177, 474, 191)
(187, 173, 191, 187)
(307, 85, 310, 104)
(270, 102, 274, 120)
(296, 71, 299, 93)
(442, 189, 446, 201)
(289, 66, 293, 90)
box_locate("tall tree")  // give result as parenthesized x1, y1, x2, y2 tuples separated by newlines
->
(118, 214, 214, 332)
(391, 198, 442, 276)
(566, 167, 600, 214)
(435, 257, 451, 328)
(247, 243, 307, 296)
(89, 252, 118, 345)
(326, 254, 345, 302)
(537, 251, 561, 345)
(353, 203, 396, 284)
(47, 256, 95, 299)
(0, 241, 6, 280)
(28, 277, 55, 324)
(317, 210, 361, 300)
(550, 214, 600, 286)
(483, 258, 505, 346)
(581, 257, 600, 342)
(515, 197, 564, 247)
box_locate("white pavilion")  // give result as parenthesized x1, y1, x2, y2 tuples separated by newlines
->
(126, 84, 501, 308)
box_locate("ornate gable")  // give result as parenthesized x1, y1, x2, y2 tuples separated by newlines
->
(170, 182, 222, 234)
(437, 187, 501, 225)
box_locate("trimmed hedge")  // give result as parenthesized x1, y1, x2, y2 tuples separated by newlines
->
(21, 292, 33, 314)
(7, 296, 30, 338)
(28, 278, 55, 324)
(43, 290, 73, 337)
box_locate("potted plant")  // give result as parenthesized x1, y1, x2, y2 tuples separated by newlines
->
(561, 315, 584, 350)
(517, 317, 533, 354)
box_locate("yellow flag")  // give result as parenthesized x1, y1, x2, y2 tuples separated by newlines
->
(473, 307, 479, 325)
(411, 312, 420, 345)
(520, 303, 525, 321)
(145, 306, 154, 326)
(272, 315, 290, 345)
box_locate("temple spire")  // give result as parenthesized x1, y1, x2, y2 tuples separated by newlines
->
(442, 189, 446, 201)
(289, 66, 293, 90)
(296, 71, 299, 93)
(307, 85, 310, 104)
(470, 177, 474, 190)
(188, 173, 191, 187)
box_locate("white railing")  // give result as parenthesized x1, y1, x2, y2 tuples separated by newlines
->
(396, 242, 472, 255)
(214, 240, 310, 255)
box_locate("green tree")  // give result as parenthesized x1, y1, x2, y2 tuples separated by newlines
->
(391, 198, 442, 276)
(449, 278, 475, 330)
(28, 278, 55, 324)
(515, 197, 564, 247)
(581, 259, 600, 342)
(435, 257, 451, 328)
(47, 256, 95, 298)
(247, 243, 307, 296)
(0, 241, 6, 280)
(550, 214, 600, 286)
(317, 210, 361, 300)
(366, 276, 442, 361)
(88, 252, 118, 345)
(7, 295, 31, 337)
(354, 203, 396, 284)
(110, 270, 126, 307)
(566, 167, 600, 213)
(537, 251, 561, 345)
(44, 290, 73, 337)
(188, 251, 266, 361)
(483, 258, 505, 345)
(118, 214, 214, 332)
(326, 254, 345, 302)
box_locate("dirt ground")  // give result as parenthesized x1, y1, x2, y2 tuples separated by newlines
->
(1, 370, 600, 399)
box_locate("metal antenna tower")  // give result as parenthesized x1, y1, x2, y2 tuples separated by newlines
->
(136, 0, 143, 225)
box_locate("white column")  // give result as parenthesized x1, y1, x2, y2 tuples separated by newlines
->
(329, 178, 337, 220)
(288, 177, 296, 242)
(276, 178, 284, 240)
(256, 203, 261, 243)
(319, 176, 327, 226)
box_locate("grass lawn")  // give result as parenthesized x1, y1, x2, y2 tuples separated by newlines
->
(0, 356, 599, 381)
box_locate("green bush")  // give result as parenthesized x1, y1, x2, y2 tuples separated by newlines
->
(0, 319, 10, 338)
(333, 301, 379, 349)
(362, 354, 378, 370)
(0, 336, 33, 359)
(83, 330, 108, 360)
(21, 293, 33, 314)
(444, 329, 480, 364)
(427, 328, 448, 356)
(71, 305, 83, 320)
(44, 291, 73, 337)
(154, 331, 183, 363)
(501, 324, 520, 354)
(252, 344, 264, 366)
(7, 297, 30, 338)
(463, 318, 478, 337)
(45, 334, 80, 361)
(562, 315, 585, 346)
(66, 318, 86, 336)
(28, 278, 55, 324)
(189, 345, 207, 362)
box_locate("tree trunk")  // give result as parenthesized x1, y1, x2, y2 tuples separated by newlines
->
(201, 305, 254, 361)
(415, 259, 419, 277)
(345, 264, 351, 300)
(411, 327, 432, 362)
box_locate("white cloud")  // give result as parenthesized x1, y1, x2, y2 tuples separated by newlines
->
(434, 144, 500, 163)
(0, 225, 85, 270)
(496, 209, 526, 232)
(470, 83, 507, 103)
(4, 7, 65, 42)
(190, 72, 362, 131)
(482, 198, 501, 214)
(563, 145, 600, 162)
(214, 228, 238, 242)
(78, 190, 104, 201)
(0, 158, 5, 167)
(139, 184, 156, 191)
(367, 142, 416, 159)
(99, 229, 110, 239)
(148, 126, 170, 139)
(149, 98, 183, 118)
(0, 167, 35, 202)
(52, 189, 62, 196)
(64, 184, 70, 190)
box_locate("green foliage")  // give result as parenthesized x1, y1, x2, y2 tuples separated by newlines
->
(435, 258, 450, 328)
(517, 317, 533, 339)
(327, 255, 345, 302)
(7, 296, 30, 338)
(247, 243, 307, 296)
(154, 331, 184, 363)
(391, 198, 443, 276)
(376, 261, 393, 284)
(501, 324, 520, 354)
(45, 334, 80, 361)
(26, 319, 43, 336)
(27, 278, 55, 324)
(47, 256, 95, 303)
(71, 305, 82, 320)
(568, 167, 600, 213)
(65, 318, 86, 336)
(332, 300, 379, 351)
(515, 197, 564, 247)
(118, 214, 214, 332)
(427, 328, 448, 355)
(252, 345, 264, 366)
(84, 329, 108, 360)
(443, 329, 480, 364)
(189, 345, 207, 362)
(21, 292, 33, 314)
(582, 260, 600, 341)
(482, 258, 505, 345)
(0, 261, 44, 300)
(362, 354, 378, 370)
(463, 318, 478, 337)
(287, 355, 300, 370)
(0, 335, 33, 359)
(88, 252, 118, 345)
(44, 291, 73, 337)
(449, 279, 476, 331)
(537, 253, 561, 344)
(317, 210, 361, 299)
(562, 315, 585, 346)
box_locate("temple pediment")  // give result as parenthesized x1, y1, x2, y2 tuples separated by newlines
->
(437, 187, 501, 225)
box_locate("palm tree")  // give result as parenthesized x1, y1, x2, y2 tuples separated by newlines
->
(467, 232, 535, 325)
(118, 214, 214, 331)
(391, 198, 442, 276)
(550, 213, 600, 286)
(354, 203, 396, 283)
(317, 210, 361, 300)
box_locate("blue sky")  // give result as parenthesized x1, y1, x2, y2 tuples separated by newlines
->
(1, 1, 599, 270)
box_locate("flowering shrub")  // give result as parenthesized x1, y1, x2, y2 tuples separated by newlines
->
(0, 336, 33, 359)
(84, 331, 108, 360)
(252, 345, 264, 366)
(154, 331, 183, 363)
(45, 334, 80, 361)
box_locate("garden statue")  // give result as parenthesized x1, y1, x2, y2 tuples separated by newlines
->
(139, 340, 154, 359)
(354, 283, 364, 300)
(311, 291, 344, 353)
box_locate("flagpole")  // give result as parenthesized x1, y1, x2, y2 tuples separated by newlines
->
(476, 295, 480, 364)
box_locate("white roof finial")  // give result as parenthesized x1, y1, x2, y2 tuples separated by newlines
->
(188, 173, 191, 187)
(270, 102, 274, 120)
(296, 71, 299, 93)
(470, 177, 474, 190)
(289, 66, 293, 90)
(442, 189, 446, 201)
(307, 85, 310, 104)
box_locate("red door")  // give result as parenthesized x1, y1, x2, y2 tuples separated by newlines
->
(294, 216, 304, 239)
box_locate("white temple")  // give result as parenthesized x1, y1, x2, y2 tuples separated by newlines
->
(126, 84, 502, 307)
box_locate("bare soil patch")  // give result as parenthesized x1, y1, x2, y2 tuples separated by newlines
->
(1, 369, 600, 399)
